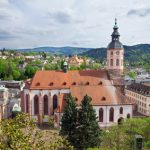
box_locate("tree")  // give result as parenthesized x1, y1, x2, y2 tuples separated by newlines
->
(25, 65, 39, 78)
(0, 113, 73, 150)
(76, 95, 101, 149)
(128, 71, 137, 79)
(60, 94, 78, 146)
(101, 118, 150, 150)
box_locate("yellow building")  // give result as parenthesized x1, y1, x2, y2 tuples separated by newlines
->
(68, 55, 84, 67)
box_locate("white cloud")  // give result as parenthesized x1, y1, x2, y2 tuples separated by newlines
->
(0, 0, 149, 49)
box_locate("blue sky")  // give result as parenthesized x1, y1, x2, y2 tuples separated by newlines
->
(0, 0, 150, 49)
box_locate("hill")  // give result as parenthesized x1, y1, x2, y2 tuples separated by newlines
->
(16, 46, 91, 55)
(80, 44, 150, 62)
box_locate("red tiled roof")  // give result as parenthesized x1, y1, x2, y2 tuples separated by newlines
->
(29, 70, 110, 89)
(26, 70, 132, 111)
(71, 85, 127, 105)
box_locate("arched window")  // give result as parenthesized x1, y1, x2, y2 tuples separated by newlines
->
(109, 107, 114, 122)
(26, 94, 29, 113)
(110, 51, 113, 55)
(43, 95, 48, 115)
(53, 95, 58, 112)
(116, 59, 119, 66)
(99, 108, 103, 122)
(110, 59, 113, 66)
(127, 113, 130, 119)
(119, 107, 123, 114)
(34, 95, 39, 115)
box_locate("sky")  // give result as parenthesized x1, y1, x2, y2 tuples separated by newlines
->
(0, 0, 150, 49)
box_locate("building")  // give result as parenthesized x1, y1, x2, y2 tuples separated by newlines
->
(107, 18, 124, 74)
(68, 55, 84, 67)
(125, 82, 150, 116)
(0, 85, 9, 120)
(21, 19, 133, 127)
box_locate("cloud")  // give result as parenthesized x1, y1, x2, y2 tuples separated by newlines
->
(0, 0, 150, 48)
(44, 11, 73, 24)
(127, 8, 150, 17)
(0, 30, 17, 40)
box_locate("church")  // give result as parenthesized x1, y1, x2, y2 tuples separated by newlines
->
(21, 19, 133, 127)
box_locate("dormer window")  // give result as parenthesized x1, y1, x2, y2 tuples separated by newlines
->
(101, 97, 106, 101)
(72, 82, 76, 85)
(36, 82, 40, 86)
(86, 82, 90, 85)
(75, 97, 78, 101)
(62, 82, 67, 85)
(49, 82, 54, 86)
(99, 81, 103, 85)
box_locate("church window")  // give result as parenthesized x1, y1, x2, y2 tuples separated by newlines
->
(109, 107, 114, 122)
(110, 51, 113, 55)
(127, 113, 130, 119)
(99, 108, 103, 122)
(119, 107, 123, 114)
(26, 94, 29, 113)
(53, 94, 58, 112)
(34, 95, 39, 115)
(116, 59, 119, 66)
(110, 59, 113, 66)
(43, 95, 48, 115)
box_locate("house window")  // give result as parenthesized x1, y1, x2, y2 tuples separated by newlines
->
(110, 59, 113, 66)
(34, 95, 39, 115)
(26, 94, 29, 113)
(116, 59, 119, 66)
(109, 107, 114, 122)
(99, 108, 103, 122)
(43, 95, 48, 115)
(119, 107, 123, 114)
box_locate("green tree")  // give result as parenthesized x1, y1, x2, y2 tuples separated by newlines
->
(25, 65, 39, 78)
(128, 71, 137, 79)
(76, 95, 101, 149)
(0, 113, 73, 150)
(101, 118, 150, 150)
(60, 94, 78, 146)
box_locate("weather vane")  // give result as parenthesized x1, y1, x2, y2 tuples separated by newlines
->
(115, 18, 117, 25)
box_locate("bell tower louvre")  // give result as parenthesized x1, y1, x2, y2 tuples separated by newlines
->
(107, 18, 124, 75)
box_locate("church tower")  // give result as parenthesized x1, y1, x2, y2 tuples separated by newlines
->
(107, 19, 124, 74)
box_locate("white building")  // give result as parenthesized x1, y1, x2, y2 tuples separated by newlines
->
(125, 82, 150, 116)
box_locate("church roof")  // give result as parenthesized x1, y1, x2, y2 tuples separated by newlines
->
(26, 70, 131, 108)
(29, 70, 110, 89)
(107, 40, 123, 50)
